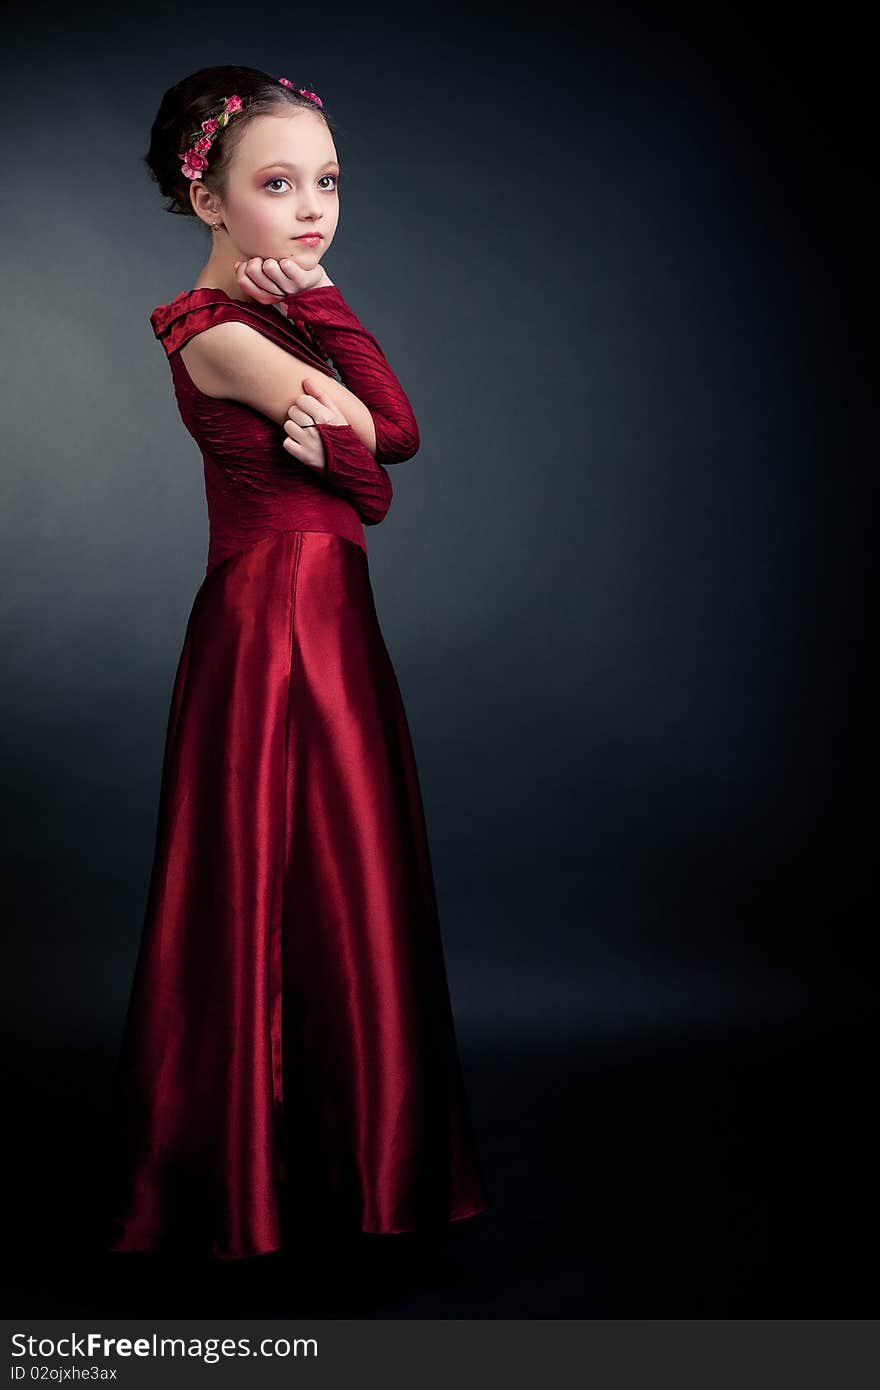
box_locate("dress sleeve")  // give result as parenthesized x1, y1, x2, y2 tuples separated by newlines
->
(312, 421, 393, 526)
(283, 286, 421, 465)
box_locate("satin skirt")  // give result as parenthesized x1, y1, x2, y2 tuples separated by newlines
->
(104, 529, 488, 1258)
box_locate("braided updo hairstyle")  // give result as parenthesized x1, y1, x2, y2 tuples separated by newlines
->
(145, 65, 338, 222)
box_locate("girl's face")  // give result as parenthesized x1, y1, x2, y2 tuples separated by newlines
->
(208, 109, 340, 266)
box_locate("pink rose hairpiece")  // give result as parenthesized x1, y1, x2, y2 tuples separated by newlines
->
(180, 79, 324, 181)
(277, 77, 324, 107)
(179, 93, 243, 181)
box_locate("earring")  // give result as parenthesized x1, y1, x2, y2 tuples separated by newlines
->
(211, 222, 220, 231)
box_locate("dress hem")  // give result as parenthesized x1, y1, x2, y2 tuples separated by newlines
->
(104, 1202, 490, 1261)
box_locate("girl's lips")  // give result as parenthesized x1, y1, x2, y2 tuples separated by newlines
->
(294, 233, 323, 241)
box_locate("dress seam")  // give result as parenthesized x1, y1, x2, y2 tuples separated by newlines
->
(271, 531, 304, 1194)
(206, 527, 366, 579)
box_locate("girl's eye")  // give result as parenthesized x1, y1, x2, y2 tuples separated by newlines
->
(263, 174, 340, 193)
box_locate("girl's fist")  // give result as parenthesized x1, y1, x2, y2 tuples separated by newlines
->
(232, 256, 334, 303)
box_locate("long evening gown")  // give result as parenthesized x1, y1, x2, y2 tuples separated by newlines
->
(104, 283, 489, 1258)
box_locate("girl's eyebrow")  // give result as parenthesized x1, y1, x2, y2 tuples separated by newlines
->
(255, 159, 340, 173)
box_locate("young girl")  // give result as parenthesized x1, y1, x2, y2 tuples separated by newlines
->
(105, 65, 489, 1259)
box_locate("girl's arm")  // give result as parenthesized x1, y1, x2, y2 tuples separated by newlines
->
(306, 418, 393, 525)
(178, 322, 391, 525)
(282, 282, 421, 466)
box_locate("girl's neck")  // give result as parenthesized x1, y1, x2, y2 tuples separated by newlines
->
(191, 253, 244, 302)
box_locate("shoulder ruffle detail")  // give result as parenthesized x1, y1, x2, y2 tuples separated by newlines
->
(149, 290, 334, 376)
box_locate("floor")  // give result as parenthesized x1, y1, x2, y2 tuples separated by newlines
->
(3, 1004, 876, 1317)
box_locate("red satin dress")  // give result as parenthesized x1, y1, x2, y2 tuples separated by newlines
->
(104, 284, 489, 1258)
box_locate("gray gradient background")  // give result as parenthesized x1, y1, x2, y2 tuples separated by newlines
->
(2, 0, 875, 1317)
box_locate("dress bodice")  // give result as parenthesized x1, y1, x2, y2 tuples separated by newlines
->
(150, 288, 368, 572)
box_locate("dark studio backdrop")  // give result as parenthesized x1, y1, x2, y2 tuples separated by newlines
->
(1, 0, 875, 1318)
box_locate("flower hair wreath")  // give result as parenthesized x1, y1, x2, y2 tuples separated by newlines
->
(179, 78, 324, 181)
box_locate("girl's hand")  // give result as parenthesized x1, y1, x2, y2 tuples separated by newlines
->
(283, 376, 350, 473)
(232, 256, 334, 303)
